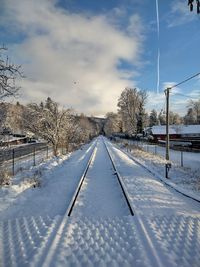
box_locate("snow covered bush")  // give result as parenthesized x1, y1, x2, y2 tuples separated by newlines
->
(23, 169, 43, 188)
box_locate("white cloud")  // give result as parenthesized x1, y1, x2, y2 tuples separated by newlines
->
(146, 91, 165, 113)
(3, 0, 144, 115)
(145, 86, 199, 116)
(167, 0, 197, 27)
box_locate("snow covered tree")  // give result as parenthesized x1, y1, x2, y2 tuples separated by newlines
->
(184, 107, 197, 125)
(23, 98, 74, 156)
(78, 114, 95, 142)
(183, 99, 200, 124)
(158, 110, 166, 125)
(0, 102, 8, 131)
(3, 102, 25, 134)
(60, 113, 83, 152)
(117, 88, 148, 136)
(188, 99, 200, 123)
(149, 109, 159, 127)
(169, 111, 183, 125)
(188, 0, 200, 13)
(104, 112, 121, 136)
(136, 90, 148, 133)
(0, 47, 21, 99)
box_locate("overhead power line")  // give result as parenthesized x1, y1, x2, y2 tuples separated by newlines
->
(168, 72, 200, 90)
(164, 71, 200, 169)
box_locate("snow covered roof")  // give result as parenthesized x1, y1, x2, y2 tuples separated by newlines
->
(0, 136, 26, 142)
(151, 125, 200, 135)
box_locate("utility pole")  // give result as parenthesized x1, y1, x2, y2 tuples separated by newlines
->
(163, 71, 200, 178)
(165, 87, 171, 161)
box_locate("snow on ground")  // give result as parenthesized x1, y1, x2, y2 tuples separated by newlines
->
(72, 139, 130, 217)
(0, 141, 96, 220)
(106, 140, 200, 216)
(43, 216, 153, 267)
(2, 147, 54, 176)
(105, 139, 200, 267)
(0, 137, 200, 267)
(116, 140, 200, 194)
(136, 141, 200, 171)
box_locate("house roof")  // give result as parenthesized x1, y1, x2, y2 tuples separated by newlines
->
(150, 125, 200, 135)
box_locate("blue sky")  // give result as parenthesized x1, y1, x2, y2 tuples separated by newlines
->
(0, 0, 200, 116)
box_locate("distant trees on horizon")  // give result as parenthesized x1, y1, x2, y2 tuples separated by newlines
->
(103, 88, 200, 136)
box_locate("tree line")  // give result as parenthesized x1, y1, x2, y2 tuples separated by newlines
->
(0, 48, 102, 155)
(104, 87, 200, 136)
(0, 99, 102, 156)
(1, 47, 200, 148)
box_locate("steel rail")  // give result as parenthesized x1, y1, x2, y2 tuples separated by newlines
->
(103, 138, 134, 216)
(111, 140, 200, 204)
(38, 138, 136, 267)
(67, 143, 97, 216)
(33, 140, 97, 267)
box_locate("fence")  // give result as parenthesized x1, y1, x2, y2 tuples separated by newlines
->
(0, 143, 53, 176)
(119, 139, 200, 172)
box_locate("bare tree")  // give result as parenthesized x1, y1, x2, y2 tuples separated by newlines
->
(189, 99, 200, 123)
(0, 47, 22, 99)
(184, 99, 200, 124)
(3, 102, 25, 133)
(23, 97, 73, 156)
(169, 111, 183, 125)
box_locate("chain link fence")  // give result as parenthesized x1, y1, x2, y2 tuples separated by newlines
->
(0, 143, 53, 176)
(115, 138, 200, 171)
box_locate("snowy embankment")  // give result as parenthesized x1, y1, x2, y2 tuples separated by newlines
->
(0, 141, 96, 220)
(115, 140, 200, 196)
(136, 141, 200, 171)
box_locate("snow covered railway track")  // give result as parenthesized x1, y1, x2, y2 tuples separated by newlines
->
(66, 143, 97, 216)
(68, 138, 134, 217)
(110, 141, 200, 204)
(39, 139, 136, 266)
(103, 140, 134, 216)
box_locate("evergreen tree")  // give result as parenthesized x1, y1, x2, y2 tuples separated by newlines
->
(149, 109, 159, 127)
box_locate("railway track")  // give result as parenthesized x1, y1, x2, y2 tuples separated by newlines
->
(38, 138, 134, 266)
(2, 138, 200, 267)
(106, 138, 200, 204)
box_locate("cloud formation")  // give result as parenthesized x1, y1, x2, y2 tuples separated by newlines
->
(2, 0, 144, 115)
(167, 0, 198, 27)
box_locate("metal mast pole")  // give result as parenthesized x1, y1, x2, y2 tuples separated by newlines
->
(165, 87, 170, 161)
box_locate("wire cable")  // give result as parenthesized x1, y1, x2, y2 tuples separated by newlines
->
(167, 72, 200, 90)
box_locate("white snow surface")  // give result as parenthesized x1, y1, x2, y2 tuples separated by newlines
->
(119, 139, 200, 194)
(0, 136, 200, 267)
(142, 142, 200, 172)
(0, 141, 96, 219)
(71, 141, 130, 217)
